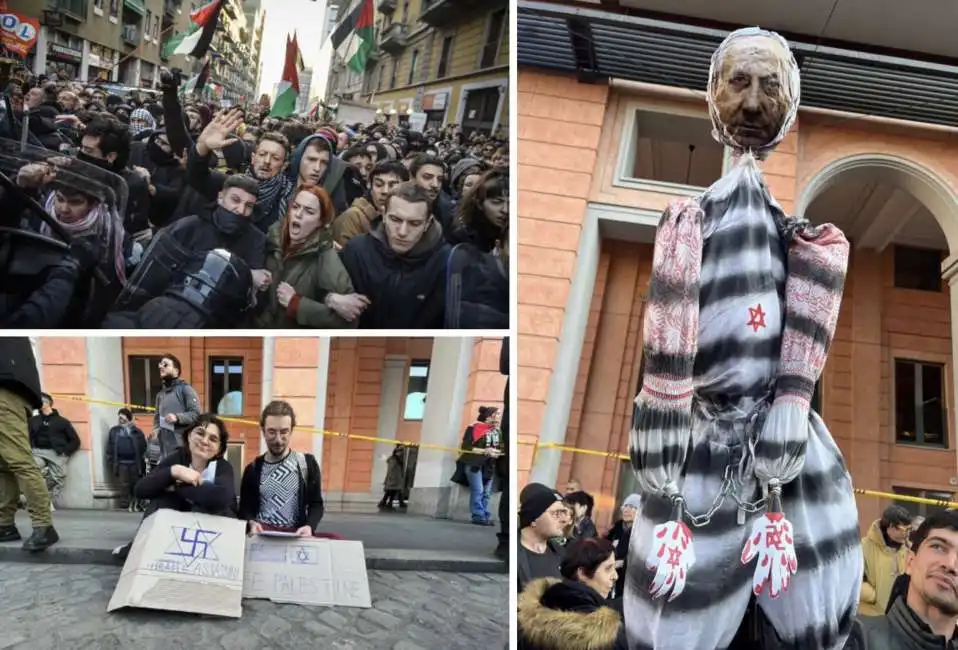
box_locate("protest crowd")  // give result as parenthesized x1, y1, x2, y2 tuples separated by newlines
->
(0, 66, 510, 329)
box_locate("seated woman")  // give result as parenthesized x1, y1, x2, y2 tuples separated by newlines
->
(113, 413, 235, 560)
(256, 184, 363, 328)
(518, 537, 627, 650)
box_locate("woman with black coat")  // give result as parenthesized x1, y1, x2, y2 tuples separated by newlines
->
(113, 413, 235, 560)
(604, 494, 641, 599)
(518, 537, 628, 650)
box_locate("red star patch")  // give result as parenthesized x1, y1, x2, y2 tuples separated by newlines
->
(747, 304, 766, 332)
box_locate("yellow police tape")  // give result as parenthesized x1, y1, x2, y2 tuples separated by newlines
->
(50, 393, 494, 457)
(523, 441, 958, 509)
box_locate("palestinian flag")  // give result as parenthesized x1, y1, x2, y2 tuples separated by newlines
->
(270, 35, 300, 118)
(163, 0, 223, 60)
(329, 0, 374, 74)
(291, 32, 305, 71)
(181, 59, 210, 97)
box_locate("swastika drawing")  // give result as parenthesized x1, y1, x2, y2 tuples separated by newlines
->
(166, 526, 221, 566)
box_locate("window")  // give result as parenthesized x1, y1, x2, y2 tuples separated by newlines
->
(403, 361, 429, 421)
(154, 16, 159, 38)
(111, 0, 119, 16)
(437, 36, 453, 78)
(622, 110, 726, 190)
(209, 357, 244, 417)
(145, 10, 152, 39)
(894, 245, 942, 292)
(377, 63, 385, 91)
(893, 486, 954, 519)
(895, 359, 947, 447)
(480, 9, 506, 68)
(407, 49, 418, 85)
(389, 60, 397, 89)
(128, 356, 165, 413)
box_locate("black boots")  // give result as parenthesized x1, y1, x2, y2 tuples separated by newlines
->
(0, 524, 21, 542)
(22, 526, 58, 552)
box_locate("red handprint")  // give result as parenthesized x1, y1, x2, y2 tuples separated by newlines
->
(741, 512, 798, 598)
(645, 520, 695, 601)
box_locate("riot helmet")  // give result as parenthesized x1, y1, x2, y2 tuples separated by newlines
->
(167, 249, 254, 323)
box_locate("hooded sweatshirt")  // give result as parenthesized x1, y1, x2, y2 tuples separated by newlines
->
(860, 519, 909, 616)
(289, 134, 363, 216)
(340, 219, 450, 329)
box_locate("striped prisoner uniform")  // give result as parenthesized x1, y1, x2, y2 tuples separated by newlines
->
(624, 160, 862, 650)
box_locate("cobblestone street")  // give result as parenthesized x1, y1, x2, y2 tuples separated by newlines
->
(0, 563, 508, 650)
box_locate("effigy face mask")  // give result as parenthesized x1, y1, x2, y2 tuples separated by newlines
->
(707, 27, 800, 160)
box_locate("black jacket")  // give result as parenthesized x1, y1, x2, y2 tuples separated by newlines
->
(518, 540, 564, 594)
(844, 598, 958, 650)
(497, 337, 509, 479)
(0, 338, 43, 409)
(446, 244, 508, 329)
(106, 423, 147, 476)
(341, 220, 450, 329)
(238, 451, 325, 532)
(28, 409, 81, 456)
(160, 210, 270, 272)
(134, 446, 236, 517)
(518, 578, 628, 650)
(605, 520, 632, 598)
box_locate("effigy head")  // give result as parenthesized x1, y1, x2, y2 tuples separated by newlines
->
(707, 27, 800, 159)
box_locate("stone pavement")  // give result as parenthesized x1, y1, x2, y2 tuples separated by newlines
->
(0, 510, 506, 573)
(0, 562, 509, 650)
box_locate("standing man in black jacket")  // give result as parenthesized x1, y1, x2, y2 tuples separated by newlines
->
(239, 401, 325, 537)
(0, 339, 59, 551)
(28, 392, 81, 508)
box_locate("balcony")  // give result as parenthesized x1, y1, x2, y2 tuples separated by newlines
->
(123, 0, 146, 16)
(377, 0, 396, 13)
(163, 0, 179, 20)
(52, 0, 88, 21)
(223, 0, 238, 19)
(419, 0, 505, 26)
(378, 21, 408, 55)
(122, 25, 140, 46)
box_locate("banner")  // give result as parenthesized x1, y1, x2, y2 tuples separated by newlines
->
(0, 13, 39, 57)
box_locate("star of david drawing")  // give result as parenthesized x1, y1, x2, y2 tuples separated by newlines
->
(667, 546, 682, 567)
(291, 545, 319, 565)
(166, 524, 221, 567)
(747, 304, 767, 333)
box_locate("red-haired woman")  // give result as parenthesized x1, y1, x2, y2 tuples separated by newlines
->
(256, 184, 363, 328)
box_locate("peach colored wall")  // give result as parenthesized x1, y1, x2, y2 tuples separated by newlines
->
(461, 338, 509, 436)
(40, 338, 92, 451)
(272, 338, 321, 456)
(518, 68, 958, 534)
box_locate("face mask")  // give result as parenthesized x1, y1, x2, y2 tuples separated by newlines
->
(76, 150, 113, 171)
(149, 138, 175, 165)
(212, 205, 247, 235)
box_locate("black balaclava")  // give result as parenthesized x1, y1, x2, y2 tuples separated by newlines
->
(148, 130, 176, 166)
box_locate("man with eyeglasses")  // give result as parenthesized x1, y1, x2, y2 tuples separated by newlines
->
(238, 400, 325, 538)
(860, 505, 915, 616)
(152, 354, 201, 461)
(518, 482, 567, 593)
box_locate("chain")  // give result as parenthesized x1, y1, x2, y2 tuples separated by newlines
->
(682, 463, 769, 529)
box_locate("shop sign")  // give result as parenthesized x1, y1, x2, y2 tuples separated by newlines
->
(49, 42, 82, 62)
(88, 53, 101, 68)
(0, 13, 39, 57)
(422, 91, 448, 111)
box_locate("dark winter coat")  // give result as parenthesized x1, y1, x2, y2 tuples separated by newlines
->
(134, 446, 237, 517)
(106, 423, 147, 477)
(28, 409, 81, 456)
(238, 452, 325, 532)
(605, 520, 633, 598)
(152, 378, 201, 459)
(518, 579, 628, 650)
(157, 209, 270, 271)
(0, 338, 43, 409)
(340, 220, 449, 329)
(384, 453, 405, 491)
(64, 229, 124, 328)
(518, 540, 564, 594)
(844, 598, 958, 650)
(255, 223, 356, 328)
(572, 517, 598, 540)
(446, 243, 508, 329)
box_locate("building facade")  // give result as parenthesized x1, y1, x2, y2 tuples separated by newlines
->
(324, 0, 509, 134)
(518, 0, 958, 533)
(5, 0, 257, 99)
(34, 337, 506, 519)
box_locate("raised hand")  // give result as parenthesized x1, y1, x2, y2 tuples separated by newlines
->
(645, 520, 695, 601)
(196, 108, 244, 156)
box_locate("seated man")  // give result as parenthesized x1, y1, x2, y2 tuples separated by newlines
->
(844, 509, 958, 649)
(238, 400, 328, 537)
(28, 393, 80, 509)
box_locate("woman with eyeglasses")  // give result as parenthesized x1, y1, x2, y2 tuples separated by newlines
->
(113, 412, 236, 561)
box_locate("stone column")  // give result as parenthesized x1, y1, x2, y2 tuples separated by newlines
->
(80, 39, 91, 82)
(943, 259, 958, 483)
(259, 337, 274, 455)
(410, 337, 474, 518)
(33, 27, 48, 76)
(85, 337, 125, 507)
(313, 338, 331, 464)
(370, 356, 407, 491)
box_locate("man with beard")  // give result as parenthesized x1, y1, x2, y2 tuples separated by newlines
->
(238, 400, 325, 537)
(341, 182, 449, 329)
(28, 393, 81, 509)
(151, 353, 201, 460)
(409, 154, 454, 233)
(332, 160, 409, 247)
(845, 510, 958, 649)
(289, 132, 364, 217)
(187, 110, 293, 233)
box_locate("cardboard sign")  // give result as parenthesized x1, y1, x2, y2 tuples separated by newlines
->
(108, 510, 247, 618)
(242, 537, 372, 609)
(408, 112, 427, 133)
(0, 14, 38, 58)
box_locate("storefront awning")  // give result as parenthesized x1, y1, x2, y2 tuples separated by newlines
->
(517, 0, 958, 127)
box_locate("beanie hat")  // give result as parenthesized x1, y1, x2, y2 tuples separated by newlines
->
(519, 483, 564, 529)
(451, 157, 482, 190)
(315, 126, 339, 154)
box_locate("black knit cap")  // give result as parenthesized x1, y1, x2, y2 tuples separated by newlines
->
(519, 482, 564, 529)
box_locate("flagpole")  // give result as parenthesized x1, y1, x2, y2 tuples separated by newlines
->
(106, 22, 181, 74)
